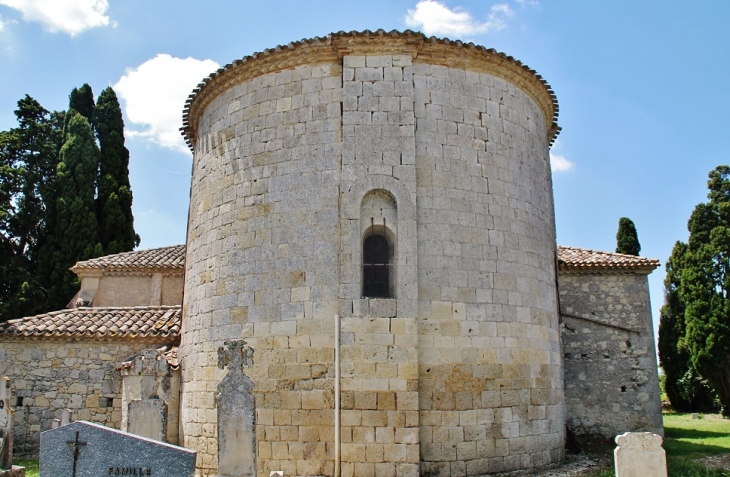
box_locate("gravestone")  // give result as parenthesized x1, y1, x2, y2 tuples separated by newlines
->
(217, 340, 256, 477)
(40, 421, 196, 477)
(127, 399, 167, 442)
(0, 378, 25, 477)
(119, 347, 179, 444)
(0, 377, 12, 470)
(614, 432, 667, 477)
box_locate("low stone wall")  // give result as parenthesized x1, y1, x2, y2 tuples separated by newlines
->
(559, 272, 663, 440)
(0, 339, 168, 456)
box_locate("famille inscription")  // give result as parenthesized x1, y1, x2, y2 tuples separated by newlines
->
(107, 467, 152, 475)
(40, 421, 196, 477)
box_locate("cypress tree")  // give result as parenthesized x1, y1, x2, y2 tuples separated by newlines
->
(676, 165, 730, 417)
(658, 241, 716, 412)
(616, 217, 641, 255)
(64, 84, 95, 140)
(91, 87, 139, 254)
(47, 112, 103, 309)
(69, 84, 95, 120)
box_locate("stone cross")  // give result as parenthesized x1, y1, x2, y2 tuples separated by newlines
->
(217, 340, 256, 477)
(217, 339, 254, 372)
(614, 431, 667, 477)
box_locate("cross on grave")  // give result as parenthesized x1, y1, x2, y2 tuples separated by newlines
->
(67, 430, 86, 477)
(217, 339, 254, 372)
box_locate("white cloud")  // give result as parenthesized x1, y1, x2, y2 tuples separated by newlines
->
(514, 0, 539, 7)
(550, 152, 575, 172)
(0, 16, 5, 31)
(114, 54, 219, 153)
(404, 0, 513, 37)
(0, 0, 111, 36)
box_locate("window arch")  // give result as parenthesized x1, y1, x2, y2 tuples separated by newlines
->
(360, 189, 397, 299)
(362, 232, 391, 298)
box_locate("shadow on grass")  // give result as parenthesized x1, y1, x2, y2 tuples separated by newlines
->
(664, 438, 730, 460)
(665, 427, 730, 440)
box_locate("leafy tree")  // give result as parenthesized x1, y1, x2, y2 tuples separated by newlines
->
(46, 112, 103, 310)
(672, 165, 730, 417)
(92, 87, 139, 254)
(616, 217, 641, 255)
(658, 241, 716, 412)
(0, 96, 64, 320)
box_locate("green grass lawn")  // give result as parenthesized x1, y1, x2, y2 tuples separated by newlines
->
(14, 458, 38, 477)
(591, 413, 730, 476)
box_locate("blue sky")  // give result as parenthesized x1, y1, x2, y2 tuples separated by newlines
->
(0, 0, 728, 335)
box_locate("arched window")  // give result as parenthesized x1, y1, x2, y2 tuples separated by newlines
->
(362, 233, 391, 298)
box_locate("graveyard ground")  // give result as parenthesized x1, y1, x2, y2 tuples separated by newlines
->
(13, 413, 730, 477)
(585, 412, 730, 477)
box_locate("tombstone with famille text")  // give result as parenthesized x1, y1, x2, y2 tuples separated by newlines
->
(40, 421, 196, 477)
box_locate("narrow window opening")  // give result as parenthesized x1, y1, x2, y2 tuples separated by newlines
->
(362, 221, 392, 298)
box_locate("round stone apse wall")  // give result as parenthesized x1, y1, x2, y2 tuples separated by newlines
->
(179, 30, 563, 476)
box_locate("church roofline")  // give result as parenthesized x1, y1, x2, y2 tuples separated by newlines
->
(71, 244, 185, 275)
(179, 29, 561, 152)
(557, 245, 660, 275)
(0, 306, 181, 342)
(71, 244, 659, 275)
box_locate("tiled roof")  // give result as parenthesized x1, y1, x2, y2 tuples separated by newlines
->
(71, 245, 185, 274)
(557, 246, 660, 273)
(0, 306, 181, 341)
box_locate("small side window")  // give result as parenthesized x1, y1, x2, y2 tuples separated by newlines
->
(362, 233, 391, 298)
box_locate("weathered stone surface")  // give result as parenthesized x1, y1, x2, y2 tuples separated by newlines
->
(120, 348, 180, 444)
(0, 466, 25, 477)
(39, 421, 195, 477)
(560, 273, 663, 440)
(127, 399, 167, 442)
(0, 378, 13, 470)
(180, 33, 562, 476)
(0, 341, 162, 456)
(217, 340, 256, 477)
(614, 432, 667, 477)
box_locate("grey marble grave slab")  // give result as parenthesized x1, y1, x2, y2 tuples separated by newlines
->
(40, 421, 195, 477)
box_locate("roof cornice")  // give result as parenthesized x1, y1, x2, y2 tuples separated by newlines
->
(557, 246, 660, 275)
(180, 29, 560, 152)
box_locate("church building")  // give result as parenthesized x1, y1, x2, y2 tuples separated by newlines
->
(0, 30, 662, 476)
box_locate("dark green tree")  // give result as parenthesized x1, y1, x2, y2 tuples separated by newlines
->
(63, 84, 95, 140)
(674, 165, 730, 416)
(69, 84, 95, 120)
(616, 217, 641, 255)
(47, 112, 103, 310)
(0, 96, 64, 321)
(658, 241, 716, 412)
(91, 87, 139, 254)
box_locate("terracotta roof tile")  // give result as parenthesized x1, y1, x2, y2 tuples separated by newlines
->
(557, 246, 660, 273)
(0, 306, 181, 341)
(71, 245, 185, 274)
